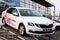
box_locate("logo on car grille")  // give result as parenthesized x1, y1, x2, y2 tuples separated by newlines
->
(46, 23, 49, 25)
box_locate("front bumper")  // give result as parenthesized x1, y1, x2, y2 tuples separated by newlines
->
(27, 30, 54, 36)
(26, 26, 54, 35)
(29, 29, 53, 34)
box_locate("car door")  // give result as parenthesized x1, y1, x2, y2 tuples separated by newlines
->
(4, 8, 19, 29)
(11, 8, 19, 27)
(5, 8, 15, 25)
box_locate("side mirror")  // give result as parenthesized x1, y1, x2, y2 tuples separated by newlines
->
(13, 12, 18, 16)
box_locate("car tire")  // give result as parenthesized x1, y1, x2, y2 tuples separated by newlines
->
(19, 24, 26, 36)
(2, 18, 6, 26)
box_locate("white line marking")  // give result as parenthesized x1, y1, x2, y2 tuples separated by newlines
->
(31, 35, 38, 40)
(17, 36, 25, 40)
(3, 27, 25, 40)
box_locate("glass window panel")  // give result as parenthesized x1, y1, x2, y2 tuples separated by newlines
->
(25, 0, 29, 4)
(37, 4, 39, 11)
(20, 2, 25, 7)
(8, 0, 13, 2)
(3, 0, 13, 2)
(36, 4, 37, 10)
(25, 3, 29, 8)
(30, 5, 33, 8)
(30, 1, 33, 5)
(38, 7, 40, 13)
(20, 0, 24, 2)
(3, 0, 9, 2)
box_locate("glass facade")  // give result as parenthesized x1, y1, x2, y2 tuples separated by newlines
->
(20, 0, 51, 16)
(13, 0, 20, 7)
(3, 0, 51, 16)
(3, 0, 20, 7)
(3, 0, 13, 2)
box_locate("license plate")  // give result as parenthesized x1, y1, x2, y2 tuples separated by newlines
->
(44, 29, 51, 32)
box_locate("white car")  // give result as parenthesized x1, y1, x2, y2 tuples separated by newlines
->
(2, 7, 55, 36)
(54, 19, 60, 30)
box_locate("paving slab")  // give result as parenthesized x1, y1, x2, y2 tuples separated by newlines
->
(0, 28, 22, 40)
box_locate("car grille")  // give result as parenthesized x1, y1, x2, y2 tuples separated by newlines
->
(40, 24, 53, 28)
(35, 24, 53, 28)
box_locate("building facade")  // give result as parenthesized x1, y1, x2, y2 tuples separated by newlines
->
(2, 0, 54, 16)
(2, 0, 20, 6)
(19, 0, 51, 15)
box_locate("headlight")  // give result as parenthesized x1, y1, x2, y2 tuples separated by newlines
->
(28, 22, 35, 26)
(35, 23, 39, 27)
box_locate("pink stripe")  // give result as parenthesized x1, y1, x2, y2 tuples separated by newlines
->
(3, 12, 11, 24)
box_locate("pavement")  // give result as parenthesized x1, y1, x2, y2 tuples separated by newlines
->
(0, 18, 60, 40)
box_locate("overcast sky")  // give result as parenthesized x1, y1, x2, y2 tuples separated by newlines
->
(50, 0, 60, 16)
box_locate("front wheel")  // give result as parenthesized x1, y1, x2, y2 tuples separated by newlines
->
(19, 25, 26, 36)
(2, 18, 6, 26)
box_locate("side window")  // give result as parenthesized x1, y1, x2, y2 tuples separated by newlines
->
(12, 9, 19, 16)
(7, 8, 15, 14)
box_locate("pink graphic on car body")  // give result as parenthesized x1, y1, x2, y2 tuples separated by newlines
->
(3, 12, 11, 24)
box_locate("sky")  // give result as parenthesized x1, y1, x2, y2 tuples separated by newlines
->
(50, 0, 60, 16)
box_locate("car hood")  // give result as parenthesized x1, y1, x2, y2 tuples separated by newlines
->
(22, 17, 53, 24)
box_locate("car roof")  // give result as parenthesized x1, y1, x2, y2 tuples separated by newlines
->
(9, 7, 32, 9)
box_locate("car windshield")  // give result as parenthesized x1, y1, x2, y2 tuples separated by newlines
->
(19, 9, 42, 17)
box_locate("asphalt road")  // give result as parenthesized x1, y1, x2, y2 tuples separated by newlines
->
(0, 18, 60, 40)
(4, 25, 38, 40)
(3, 25, 59, 40)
